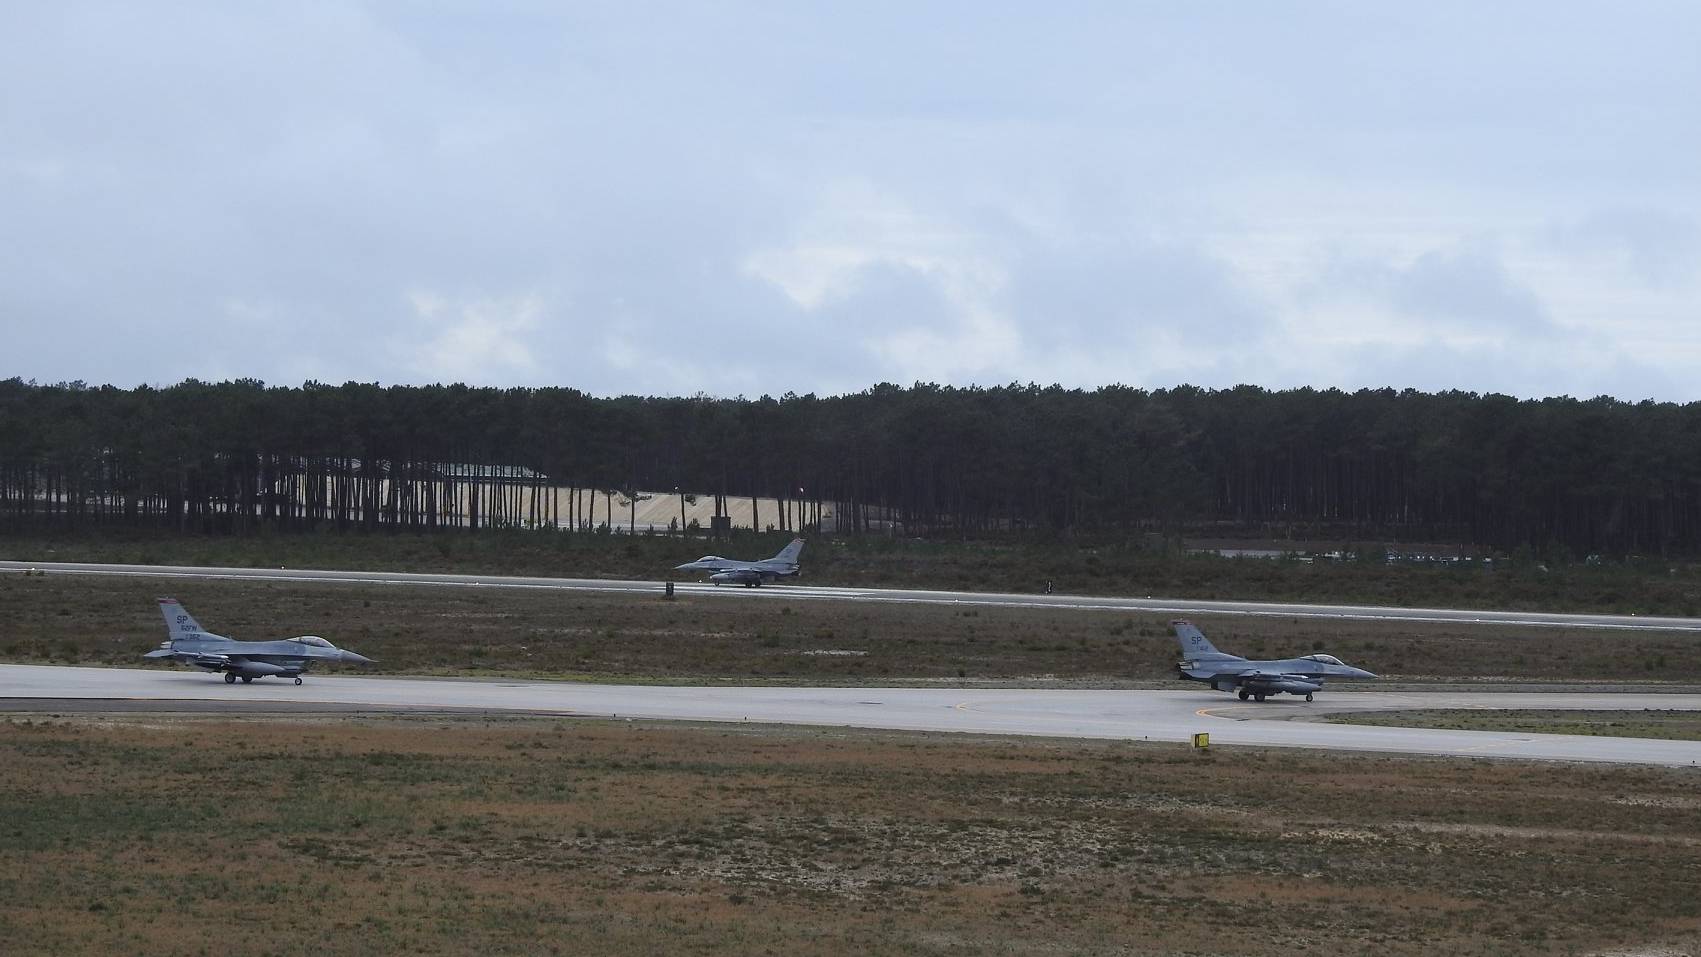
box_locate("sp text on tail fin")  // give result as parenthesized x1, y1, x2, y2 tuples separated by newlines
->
(1172, 620, 1231, 658)
(157, 598, 211, 640)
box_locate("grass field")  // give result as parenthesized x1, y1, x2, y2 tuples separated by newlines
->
(8, 544, 1701, 957)
(6, 572, 1701, 686)
(1329, 709, 1701, 741)
(9, 526, 1701, 615)
(1, 713, 1697, 956)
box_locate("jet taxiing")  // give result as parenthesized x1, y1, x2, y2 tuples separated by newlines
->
(674, 538, 805, 586)
(143, 598, 373, 684)
(1172, 620, 1376, 701)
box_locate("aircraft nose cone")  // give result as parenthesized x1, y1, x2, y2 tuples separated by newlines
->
(1352, 667, 1378, 679)
(341, 650, 374, 666)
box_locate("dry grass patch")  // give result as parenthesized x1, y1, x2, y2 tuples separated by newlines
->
(2, 713, 1699, 955)
(1329, 709, 1701, 740)
(7, 573, 1701, 686)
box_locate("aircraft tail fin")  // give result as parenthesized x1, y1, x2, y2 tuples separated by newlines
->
(1172, 620, 1227, 657)
(157, 598, 211, 641)
(770, 537, 805, 565)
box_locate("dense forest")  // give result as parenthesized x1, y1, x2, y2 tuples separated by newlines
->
(2, 377, 1699, 556)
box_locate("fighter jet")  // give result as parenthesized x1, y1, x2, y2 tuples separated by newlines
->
(142, 598, 373, 685)
(1172, 620, 1375, 702)
(674, 538, 805, 586)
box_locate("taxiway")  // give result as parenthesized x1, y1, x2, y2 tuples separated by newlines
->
(5, 664, 1700, 767)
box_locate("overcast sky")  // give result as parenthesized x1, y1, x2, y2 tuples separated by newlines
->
(4, 2, 1698, 399)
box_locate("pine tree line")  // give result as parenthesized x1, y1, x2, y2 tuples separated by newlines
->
(3, 377, 1698, 555)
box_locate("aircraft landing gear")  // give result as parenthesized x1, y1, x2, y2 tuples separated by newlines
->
(241, 676, 253, 684)
(1253, 693, 1267, 702)
(1237, 689, 1249, 701)
(294, 677, 303, 686)
(1305, 693, 1314, 702)
(224, 672, 237, 684)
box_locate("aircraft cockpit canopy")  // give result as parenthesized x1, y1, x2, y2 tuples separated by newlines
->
(1301, 653, 1343, 665)
(696, 556, 725, 563)
(289, 636, 333, 648)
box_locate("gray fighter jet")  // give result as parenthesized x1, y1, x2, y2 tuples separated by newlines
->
(1172, 620, 1375, 702)
(142, 598, 373, 685)
(674, 538, 805, 586)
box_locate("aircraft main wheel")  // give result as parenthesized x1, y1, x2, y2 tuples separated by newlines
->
(1254, 693, 1266, 702)
(1236, 689, 1249, 701)
(294, 677, 303, 686)
(224, 672, 237, 684)
(241, 676, 253, 684)
(1305, 693, 1314, 702)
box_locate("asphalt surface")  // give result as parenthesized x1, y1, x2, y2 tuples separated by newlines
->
(5, 664, 1701, 766)
(5, 559, 1700, 631)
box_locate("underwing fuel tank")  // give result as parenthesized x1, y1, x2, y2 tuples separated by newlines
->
(1266, 679, 1323, 694)
(229, 661, 291, 678)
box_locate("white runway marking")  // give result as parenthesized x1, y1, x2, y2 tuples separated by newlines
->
(4, 664, 1701, 767)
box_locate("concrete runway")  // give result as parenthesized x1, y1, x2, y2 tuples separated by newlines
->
(5, 664, 1700, 767)
(5, 559, 1700, 631)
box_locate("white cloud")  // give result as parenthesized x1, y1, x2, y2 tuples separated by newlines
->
(1296, 241, 1552, 347)
(742, 180, 1001, 309)
(742, 180, 1023, 382)
(4, 3, 1701, 399)
(398, 291, 544, 384)
(1543, 208, 1701, 289)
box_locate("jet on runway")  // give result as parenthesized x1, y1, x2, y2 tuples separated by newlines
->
(674, 538, 805, 586)
(142, 598, 373, 685)
(1172, 620, 1375, 701)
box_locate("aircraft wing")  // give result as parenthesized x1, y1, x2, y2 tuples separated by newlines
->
(1237, 670, 1325, 694)
(709, 567, 762, 583)
(1234, 669, 1307, 685)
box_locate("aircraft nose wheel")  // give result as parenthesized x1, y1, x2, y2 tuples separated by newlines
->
(241, 676, 253, 684)
(1237, 689, 1249, 701)
(294, 677, 303, 686)
(1305, 693, 1314, 702)
(224, 672, 236, 684)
